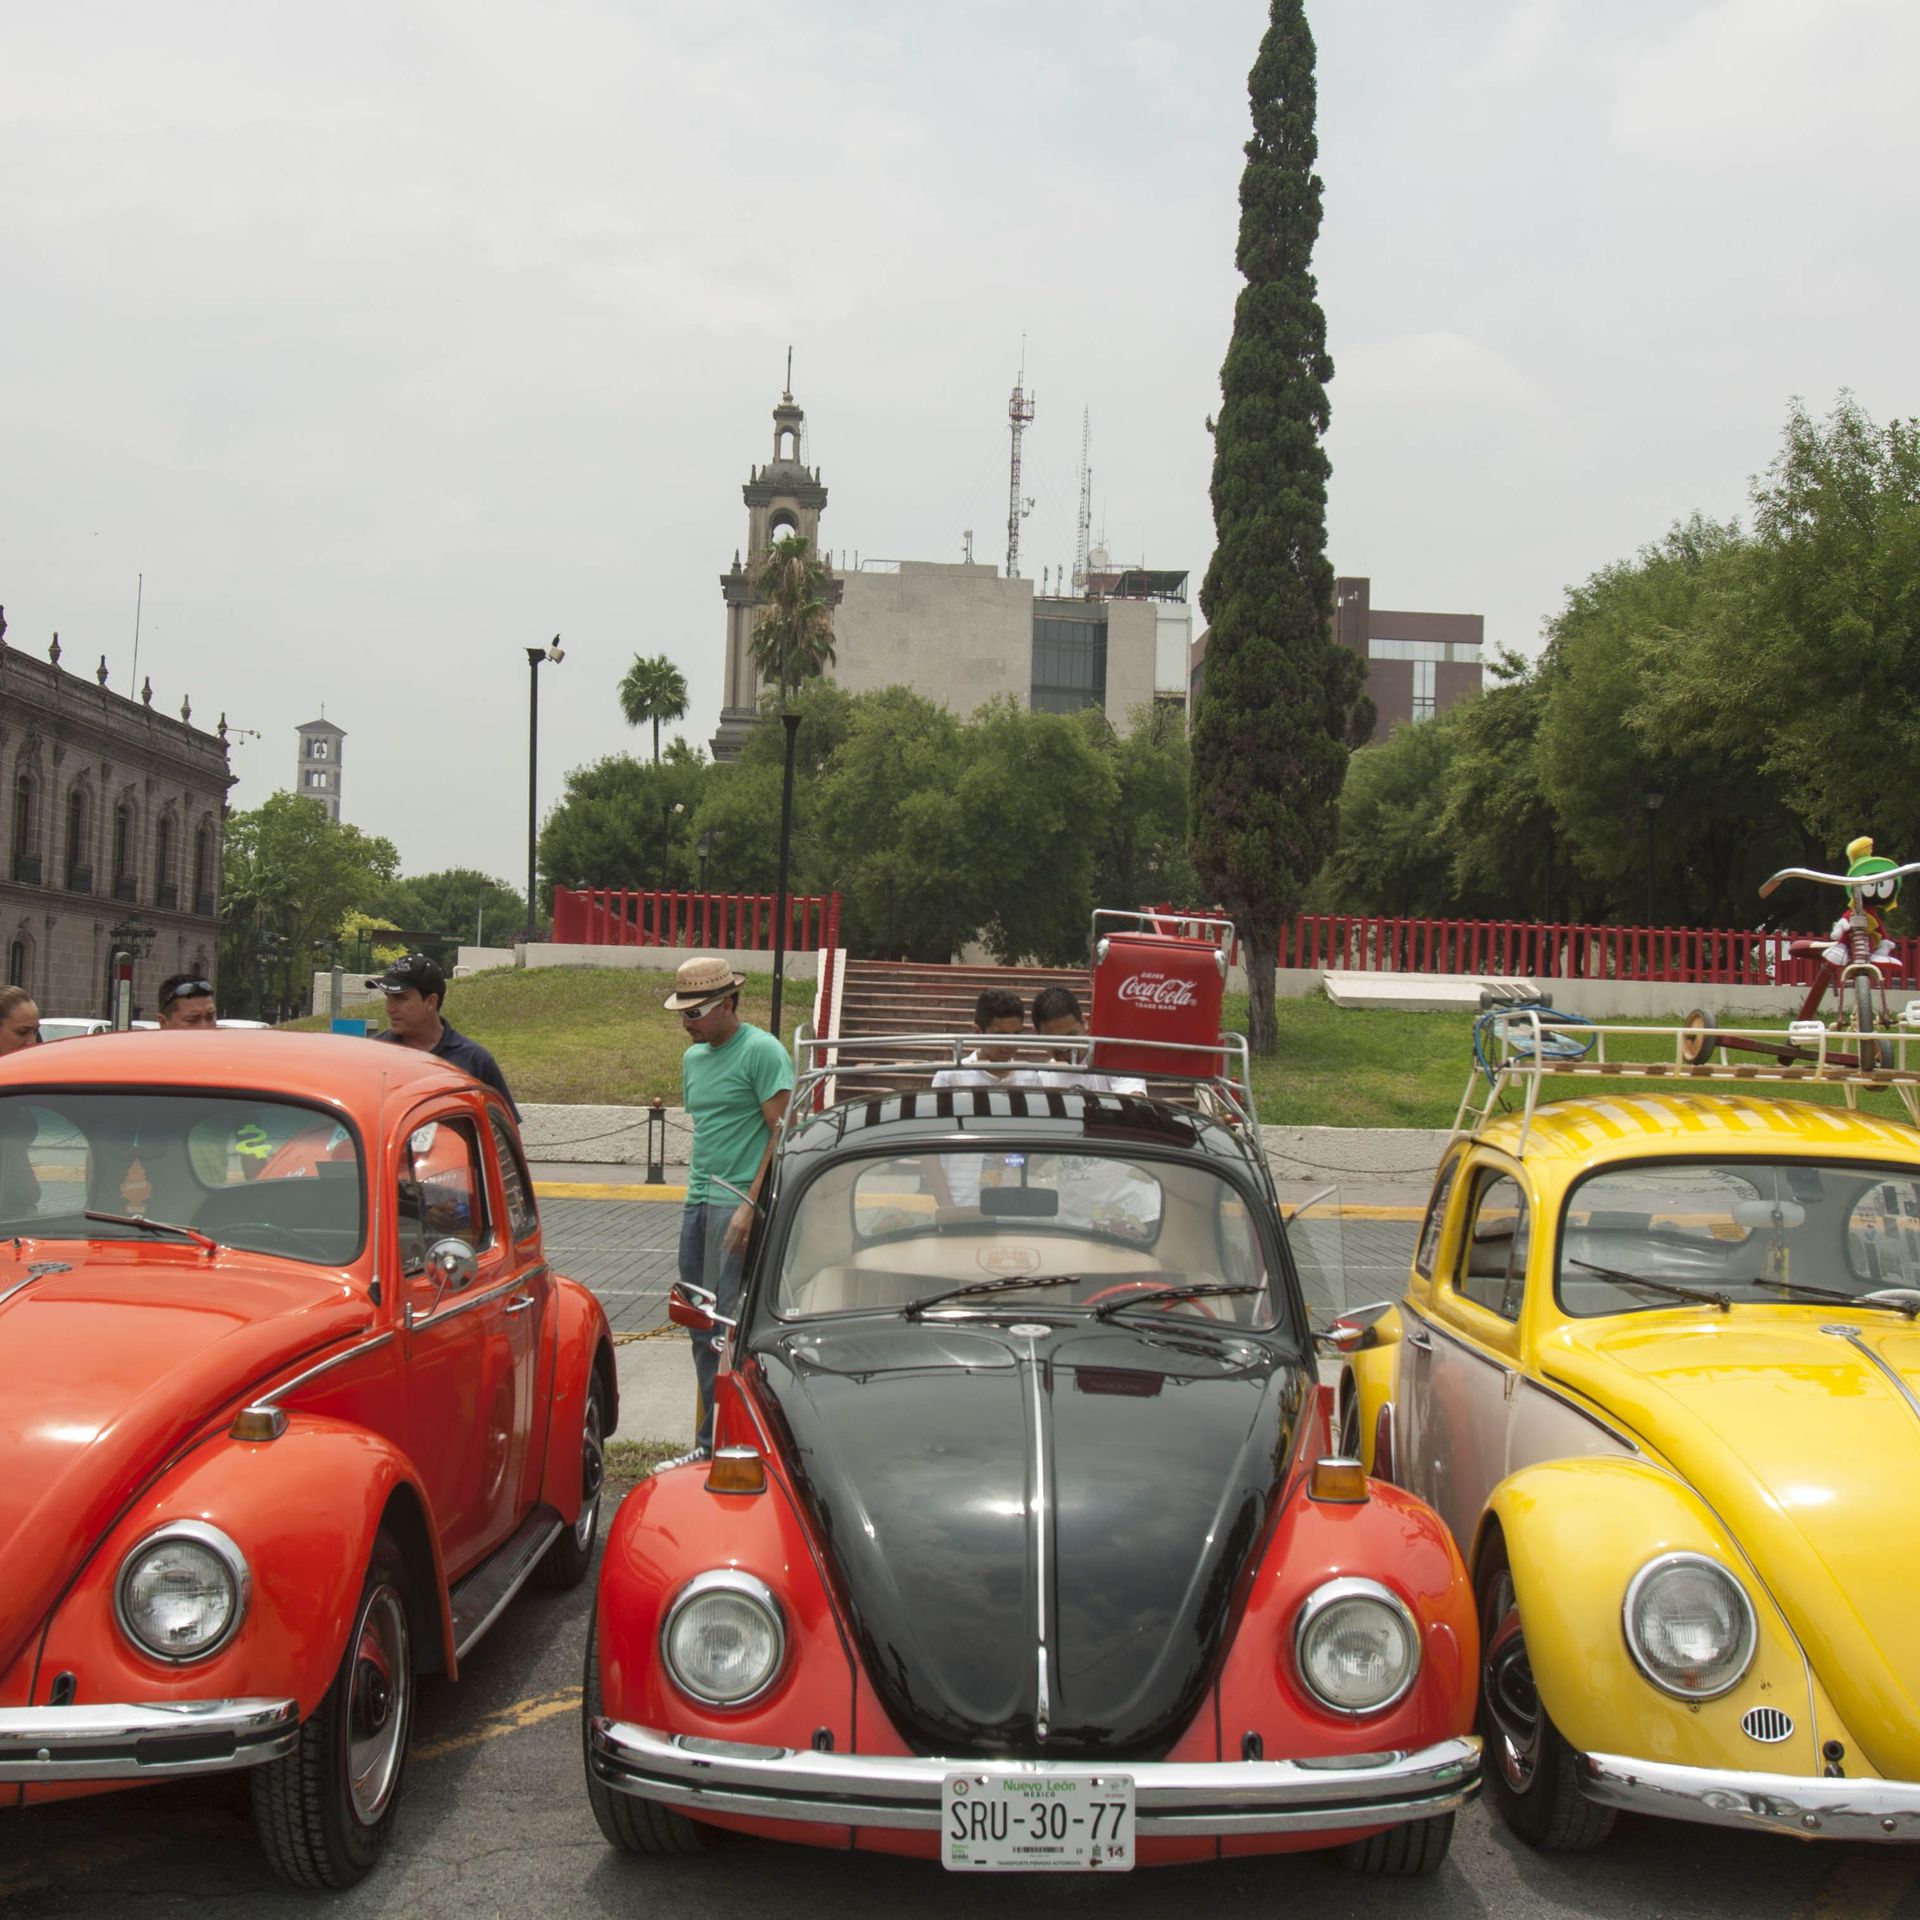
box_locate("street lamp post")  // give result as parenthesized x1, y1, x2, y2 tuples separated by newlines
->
(524, 636, 565, 943)
(1644, 790, 1665, 928)
(769, 708, 803, 1036)
(107, 913, 157, 1028)
(658, 801, 684, 897)
(697, 829, 714, 895)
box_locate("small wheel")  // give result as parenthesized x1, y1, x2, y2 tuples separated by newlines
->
(583, 1612, 713, 1855)
(252, 1531, 415, 1888)
(1476, 1544, 1614, 1851)
(1680, 1009, 1719, 1066)
(1338, 1813, 1454, 1875)
(539, 1373, 608, 1589)
(1854, 973, 1886, 1071)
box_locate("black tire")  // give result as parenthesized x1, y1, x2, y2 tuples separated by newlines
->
(252, 1531, 415, 1889)
(539, 1373, 608, 1589)
(1339, 1812, 1454, 1876)
(1854, 973, 1885, 1071)
(1476, 1543, 1615, 1851)
(583, 1612, 712, 1855)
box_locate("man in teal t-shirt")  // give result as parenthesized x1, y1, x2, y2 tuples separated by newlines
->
(662, 957, 795, 1460)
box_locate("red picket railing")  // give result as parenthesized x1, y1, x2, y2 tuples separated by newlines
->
(1272, 914, 1910, 986)
(551, 888, 841, 952)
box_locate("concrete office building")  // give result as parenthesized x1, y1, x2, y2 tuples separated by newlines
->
(0, 610, 232, 1014)
(1188, 575, 1484, 730)
(294, 715, 345, 821)
(710, 388, 1188, 757)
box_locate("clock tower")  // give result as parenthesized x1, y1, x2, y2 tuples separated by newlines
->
(712, 384, 840, 761)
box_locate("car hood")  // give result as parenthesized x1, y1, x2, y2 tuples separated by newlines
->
(0, 1248, 371, 1676)
(754, 1317, 1308, 1760)
(1542, 1310, 1920, 1776)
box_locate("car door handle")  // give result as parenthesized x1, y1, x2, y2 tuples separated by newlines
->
(504, 1293, 538, 1316)
(1404, 1327, 1433, 1352)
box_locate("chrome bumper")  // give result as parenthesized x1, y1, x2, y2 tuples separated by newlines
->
(590, 1720, 1479, 1836)
(1580, 1751, 1920, 1843)
(0, 1698, 300, 1783)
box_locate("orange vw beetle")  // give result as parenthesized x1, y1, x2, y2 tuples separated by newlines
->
(0, 1032, 616, 1887)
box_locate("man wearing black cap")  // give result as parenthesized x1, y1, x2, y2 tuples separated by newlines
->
(368, 954, 519, 1118)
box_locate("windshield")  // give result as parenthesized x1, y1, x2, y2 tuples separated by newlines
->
(772, 1146, 1286, 1331)
(0, 1092, 365, 1266)
(1558, 1159, 1920, 1316)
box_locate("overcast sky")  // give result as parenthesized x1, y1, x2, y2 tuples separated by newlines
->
(4, 0, 1915, 881)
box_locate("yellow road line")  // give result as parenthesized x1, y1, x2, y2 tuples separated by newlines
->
(413, 1685, 582, 1762)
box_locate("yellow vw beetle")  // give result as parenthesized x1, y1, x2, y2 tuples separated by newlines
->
(1335, 1008, 1920, 1851)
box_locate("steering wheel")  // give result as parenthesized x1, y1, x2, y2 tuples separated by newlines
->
(1078, 1278, 1222, 1320)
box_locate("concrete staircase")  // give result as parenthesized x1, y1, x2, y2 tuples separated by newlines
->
(834, 958, 1093, 1040)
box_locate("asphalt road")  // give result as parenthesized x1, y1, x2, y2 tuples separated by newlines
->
(7, 1513, 1918, 1919)
(8, 1193, 1918, 1914)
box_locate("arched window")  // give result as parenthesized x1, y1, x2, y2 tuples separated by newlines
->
(6, 939, 25, 989)
(113, 802, 134, 898)
(777, 430, 796, 460)
(65, 787, 91, 891)
(10, 772, 31, 874)
(193, 823, 212, 913)
(155, 814, 175, 905)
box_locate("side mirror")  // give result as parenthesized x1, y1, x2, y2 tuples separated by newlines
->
(429, 1237, 478, 1292)
(668, 1282, 737, 1335)
(1312, 1299, 1397, 1354)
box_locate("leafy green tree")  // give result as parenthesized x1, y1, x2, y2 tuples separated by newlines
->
(402, 868, 528, 945)
(749, 536, 837, 702)
(536, 754, 708, 907)
(1189, 0, 1364, 1052)
(617, 653, 690, 764)
(1313, 714, 1464, 918)
(1079, 703, 1201, 913)
(219, 793, 400, 1010)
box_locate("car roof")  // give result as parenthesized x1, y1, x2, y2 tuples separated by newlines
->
(779, 1084, 1256, 1174)
(0, 1029, 487, 1113)
(1473, 1091, 1920, 1166)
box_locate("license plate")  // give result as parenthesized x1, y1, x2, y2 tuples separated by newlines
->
(941, 1771, 1135, 1872)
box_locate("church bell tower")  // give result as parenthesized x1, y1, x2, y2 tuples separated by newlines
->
(711, 381, 840, 761)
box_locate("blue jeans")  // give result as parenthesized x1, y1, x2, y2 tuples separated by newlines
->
(678, 1200, 744, 1448)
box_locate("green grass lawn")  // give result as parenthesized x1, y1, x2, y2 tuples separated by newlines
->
(287, 968, 1914, 1130)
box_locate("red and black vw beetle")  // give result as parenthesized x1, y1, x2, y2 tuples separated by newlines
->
(0, 1032, 615, 1887)
(586, 938, 1480, 1877)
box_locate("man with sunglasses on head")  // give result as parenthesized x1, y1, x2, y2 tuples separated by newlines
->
(367, 952, 519, 1118)
(661, 956, 794, 1466)
(156, 973, 220, 1030)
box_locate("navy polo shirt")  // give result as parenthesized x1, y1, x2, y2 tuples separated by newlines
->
(376, 1020, 519, 1119)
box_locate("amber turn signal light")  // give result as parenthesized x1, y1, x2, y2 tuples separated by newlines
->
(1307, 1456, 1367, 1504)
(707, 1446, 767, 1495)
(230, 1406, 288, 1442)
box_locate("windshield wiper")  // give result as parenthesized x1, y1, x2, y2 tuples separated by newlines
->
(1093, 1282, 1264, 1321)
(1745, 1275, 1920, 1317)
(1568, 1256, 1728, 1313)
(84, 1210, 219, 1254)
(904, 1273, 1087, 1318)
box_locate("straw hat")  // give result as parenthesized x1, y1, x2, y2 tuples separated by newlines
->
(662, 955, 749, 1011)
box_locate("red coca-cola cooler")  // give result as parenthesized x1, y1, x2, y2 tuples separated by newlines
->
(1089, 909, 1235, 1078)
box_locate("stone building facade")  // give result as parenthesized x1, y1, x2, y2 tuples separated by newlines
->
(294, 715, 345, 821)
(1, 612, 233, 1016)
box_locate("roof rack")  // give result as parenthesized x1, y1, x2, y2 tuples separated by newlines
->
(1458, 1004, 1920, 1149)
(781, 1028, 1271, 1194)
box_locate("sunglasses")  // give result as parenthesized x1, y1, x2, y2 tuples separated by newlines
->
(162, 979, 216, 1007)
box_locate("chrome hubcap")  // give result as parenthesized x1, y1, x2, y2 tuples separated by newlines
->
(1482, 1573, 1543, 1793)
(346, 1585, 410, 1826)
(574, 1398, 605, 1551)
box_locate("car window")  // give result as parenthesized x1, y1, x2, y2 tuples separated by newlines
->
(1414, 1154, 1460, 1279)
(775, 1149, 1283, 1330)
(488, 1111, 539, 1242)
(0, 1092, 364, 1264)
(396, 1117, 493, 1279)
(1456, 1171, 1529, 1321)
(1559, 1159, 1920, 1316)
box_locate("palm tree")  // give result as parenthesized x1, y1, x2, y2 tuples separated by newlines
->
(750, 536, 837, 705)
(617, 654, 690, 764)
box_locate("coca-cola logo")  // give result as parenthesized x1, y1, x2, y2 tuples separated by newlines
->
(1116, 971, 1199, 1011)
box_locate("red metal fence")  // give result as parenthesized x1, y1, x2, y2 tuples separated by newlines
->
(1274, 914, 1915, 986)
(551, 888, 841, 952)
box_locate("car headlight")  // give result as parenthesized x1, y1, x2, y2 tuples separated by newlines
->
(115, 1521, 249, 1662)
(1294, 1576, 1420, 1714)
(1623, 1552, 1756, 1699)
(660, 1570, 785, 1707)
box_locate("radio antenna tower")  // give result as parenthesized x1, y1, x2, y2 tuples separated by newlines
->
(1072, 409, 1092, 594)
(1005, 346, 1035, 579)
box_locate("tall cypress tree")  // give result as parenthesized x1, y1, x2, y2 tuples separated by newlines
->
(1190, 0, 1364, 1054)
